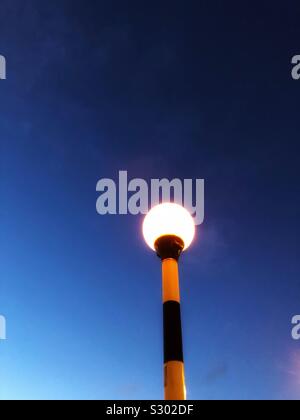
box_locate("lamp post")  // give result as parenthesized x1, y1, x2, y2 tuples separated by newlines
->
(143, 203, 195, 400)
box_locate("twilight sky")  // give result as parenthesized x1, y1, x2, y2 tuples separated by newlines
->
(1, 0, 300, 400)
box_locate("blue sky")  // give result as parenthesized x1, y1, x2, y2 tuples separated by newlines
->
(1, 0, 300, 400)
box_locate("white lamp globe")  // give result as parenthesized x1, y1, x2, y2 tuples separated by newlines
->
(143, 203, 195, 251)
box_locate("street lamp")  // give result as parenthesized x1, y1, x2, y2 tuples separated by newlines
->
(143, 203, 195, 400)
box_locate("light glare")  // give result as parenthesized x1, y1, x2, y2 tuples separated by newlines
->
(143, 203, 195, 251)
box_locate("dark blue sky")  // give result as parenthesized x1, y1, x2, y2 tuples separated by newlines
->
(1, 0, 300, 400)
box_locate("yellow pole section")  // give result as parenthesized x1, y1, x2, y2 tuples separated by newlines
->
(162, 258, 181, 304)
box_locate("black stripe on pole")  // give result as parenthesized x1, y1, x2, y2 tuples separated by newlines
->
(163, 301, 184, 363)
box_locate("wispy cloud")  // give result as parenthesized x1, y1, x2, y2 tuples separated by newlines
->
(204, 362, 229, 385)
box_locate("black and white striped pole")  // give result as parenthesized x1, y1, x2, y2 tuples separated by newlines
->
(143, 203, 195, 400)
